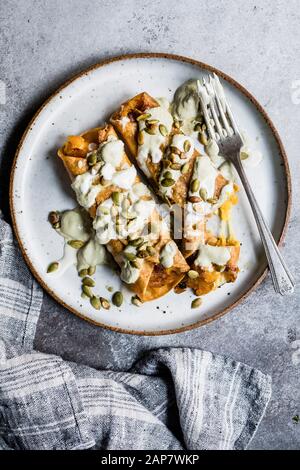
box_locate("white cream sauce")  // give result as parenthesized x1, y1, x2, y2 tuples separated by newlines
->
(137, 104, 173, 176)
(171, 79, 201, 134)
(71, 172, 101, 210)
(189, 156, 218, 199)
(194, 244, 231, 270)
(48, 208, 107, 277)
(160, 241, 177, 268)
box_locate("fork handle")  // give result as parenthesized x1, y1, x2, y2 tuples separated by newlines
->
(233, 156, 294, 295)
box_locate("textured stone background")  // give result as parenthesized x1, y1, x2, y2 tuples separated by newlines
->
(0, 0, 299, 449)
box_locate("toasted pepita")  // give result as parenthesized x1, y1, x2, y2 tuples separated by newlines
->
(184, 140, 191, 153)
(199, 188, 208, 201)
(123, 252, 136, 261)
(68, 240, 85, 249)
(47, 262, 59, 273)
(130, 237, 144, 247)
(181, 163, 190, 174)
(170, 163, 181, 171)
(161, 178, 175, 187)
(137, 249, 148, 259)
(112, 291, 123, 307)
(87, 153, 97, 166)
(136, 113, 151, 121)
(112, 191, 121, 205)
(191, 297, 202, 308)
(82, 285, 92, 298)
(90, 296, 101, 310)
(163, 170, 173, 179)
(88, 266, 96, 276)
(145, 125, 157, 135)
(100, 297, 110, 309)
(199, 132, 208, 146)
(82, 276, 95, 287)
(79, 268, 88, 277)
(189, 196, 202, 203)
(159, 124, 168, 136)
(191, 179, 200, 193)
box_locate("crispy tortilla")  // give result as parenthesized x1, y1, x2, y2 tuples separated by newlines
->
(57, 124, 189, 302)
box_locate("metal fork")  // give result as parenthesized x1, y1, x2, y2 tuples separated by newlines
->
(197, 75, 294, 295)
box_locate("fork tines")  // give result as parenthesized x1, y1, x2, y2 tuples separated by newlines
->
(197, 74, 239, 142)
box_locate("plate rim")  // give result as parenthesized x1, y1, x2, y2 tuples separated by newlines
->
(9, 52, 292, 336)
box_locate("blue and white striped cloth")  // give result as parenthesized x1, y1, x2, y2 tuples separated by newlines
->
(0, 217, 271, 450)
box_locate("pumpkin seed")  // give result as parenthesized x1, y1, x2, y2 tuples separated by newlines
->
(191, 297, 202, 309)
(181, 163, 189, 174)
(123, 252, 136, 261)
(90, 296, 101, 310)
(87, 153, 97, 166)
(170, 146, 181, 155)
(240, 151, 249, 160)
(174, 120, 181, 129)
(82, 276, 95, 287)
(100, 297, 110, 309)
(138, 130, 144, 145)
(189, 196, 202, 203)
(112, 291, 123, 307)
(147, 119, 159, 125)
(53, 222, 60, 229)
(137, 249, 148, 258)
(145, 125, 157, 135)
(170, 163, 181, 171)
(130, 259, 140, 269)
(207, 197, 217, 204)
(82, 285, 92, 298)
(191, 179, 200, 193)
(136, 113, 151, 121)
(48, 211, 60, 225)
(146, 245, 156, 256)
(184, 140, 191, 153)
(170, 153, 177, 163)
(88, 266, 96, 276)
(47, 262, 59, 273)
(163, 159, 172, 168)
(79, 268, 88, 277)
(199, 188, 208, 201)
(159, 124, 168, 136)
(188, 270, 199, 279)
(163, 170, 173, 179)
(161, 178, 175, 187)
(112, 191, 121, 205)
(81, 292, 88, 300)
(199, 132, 208, 146)
(68, 240, 85, 249)
(131, 295, 142, 307)
(194, 122, 202, 132)
(130, 237, 144, 247)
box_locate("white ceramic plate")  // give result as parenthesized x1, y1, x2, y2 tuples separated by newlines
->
(10, 53, 291, 335)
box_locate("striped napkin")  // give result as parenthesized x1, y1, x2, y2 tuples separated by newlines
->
(0, 217, 271, 450)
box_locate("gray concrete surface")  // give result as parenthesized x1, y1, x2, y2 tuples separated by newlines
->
(0, 0, 299, 449)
